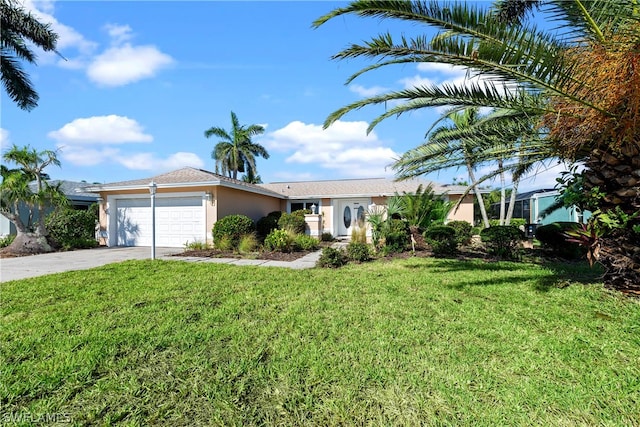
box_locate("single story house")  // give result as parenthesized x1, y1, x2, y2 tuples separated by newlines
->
(0, 180, 99, 236)
(87, 167, 476, 248)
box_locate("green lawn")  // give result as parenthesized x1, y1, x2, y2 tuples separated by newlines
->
(2, 258, 639, 426)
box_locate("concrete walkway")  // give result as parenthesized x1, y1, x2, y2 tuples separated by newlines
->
(0, 246, 323, 282)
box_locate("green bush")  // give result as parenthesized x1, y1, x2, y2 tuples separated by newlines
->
(346, 242, 372, 262)
(212, 215, 255, 248)
(316, 247, 347, 268)
(381, 219, 409, 253)
(293, 234, 319, 251)
(321, 232, 334, 242)
(447, 220, 473, 246)
(215, 235, 233, 251)
(238, 234, 259, 253)
(278, 210, 307, 234)
(535, 222, 585, 259)
(45, 206, 98, 250)
(183, 240, 212, 250)
(424, 225, 458, 256)
(480, 226, 525, 259)
(471, 226, 483, 236)
(264, 229, 295, 252)
(256, 211, 282, 238)
(0, 234, 16, 248)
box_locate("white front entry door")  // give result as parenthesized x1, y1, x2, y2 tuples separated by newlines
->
(337, 199, 369, 236)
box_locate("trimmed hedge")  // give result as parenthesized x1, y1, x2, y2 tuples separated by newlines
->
(212, 215, 255, 248)
(447, 220, 473, 246)
(424, 225, 458, 256)
(480, 226, 525, 259)
(278, 210, 308, 234)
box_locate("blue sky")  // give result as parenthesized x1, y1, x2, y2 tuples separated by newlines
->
(1, 0, 567, 190)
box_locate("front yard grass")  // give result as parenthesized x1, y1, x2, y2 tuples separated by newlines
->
(2, 258, 639, 426)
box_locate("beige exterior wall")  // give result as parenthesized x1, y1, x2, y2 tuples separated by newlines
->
(319, 198, 332, 234)
(446, 194, 475, 224)
(216, 186, 282, 222)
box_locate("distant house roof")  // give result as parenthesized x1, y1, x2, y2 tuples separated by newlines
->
(259, 178, 469, 199)
(86, 167, 285, 199)
(514, 189, 557, 202)
(29, 180, 99, 204)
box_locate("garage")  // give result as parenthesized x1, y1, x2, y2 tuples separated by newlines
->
(115, 196, 205, 247)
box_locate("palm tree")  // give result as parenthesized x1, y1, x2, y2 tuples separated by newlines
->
(314, 0, 640, 292)
(1, 0, 58, 110)
(0, 145, 66, 254)
(204, 111, 269, 180)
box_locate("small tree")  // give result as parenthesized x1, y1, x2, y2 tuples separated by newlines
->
(0, 145, 67, 254)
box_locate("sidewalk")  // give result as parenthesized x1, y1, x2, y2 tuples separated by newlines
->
(0, 246, 323, 282)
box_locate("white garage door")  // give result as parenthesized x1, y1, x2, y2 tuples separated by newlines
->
(116, 197, 205, 247)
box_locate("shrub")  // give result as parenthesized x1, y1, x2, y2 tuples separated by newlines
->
(238, 234, 259, 253)
(471, 226, 483, 236)
(215, 235, 233, 251)
(264, 229, 295, 252)
(447, 220, 473, 246)
(424, 225, 458, 256)
(351, 227, 367, 244)
(0, 234, 16, 248)
(45, 206, 98, 250)
(256, 211, 282, 238)
(321, 232, 334, 242)
(212, 214, 255, 248)
(346, 242, 372, 262)
(535, 222, 585, 259)
(183, 240, 212, 251)
(381, 218, 409, 253)
(316, 247, 347, 268)
(278, 210, 307, 234)
(293, 234, 319, 251)
(480, 226, 525, 259)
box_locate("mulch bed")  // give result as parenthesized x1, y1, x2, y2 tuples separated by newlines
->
(174, 249, 314, 262)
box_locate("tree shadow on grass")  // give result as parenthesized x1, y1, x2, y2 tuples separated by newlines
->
(403, 256, 604, 293)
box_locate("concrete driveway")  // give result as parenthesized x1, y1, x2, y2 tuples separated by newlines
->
(0, 247, 180, 282)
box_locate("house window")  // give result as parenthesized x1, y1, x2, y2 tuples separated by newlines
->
(290, 201, 319, 212)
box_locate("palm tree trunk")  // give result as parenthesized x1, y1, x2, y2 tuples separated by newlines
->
(505, 178, 519, 225)
(583, 147, 640, 294)
(467, 162, 490, 228)
(498, 159, 506, 225)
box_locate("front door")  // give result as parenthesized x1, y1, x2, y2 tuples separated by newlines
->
(337, 199, 368, 236)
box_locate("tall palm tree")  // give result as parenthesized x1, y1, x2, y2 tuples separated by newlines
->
(204, 111, 269, 180)
(314, 0, 640, 292)
(1, 0, 58, 110)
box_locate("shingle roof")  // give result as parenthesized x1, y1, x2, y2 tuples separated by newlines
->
(87, 167, 284, 198)
(29, 180, 98, 200)
(259, 178, 469, 199)
(88, 167, 472, 199)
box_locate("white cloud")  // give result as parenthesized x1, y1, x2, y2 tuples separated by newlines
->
(116, 152, 204, 171)
(0, 128, 10, 151)
(48, 115, 153, 144)
(349, 84, 389, 97)
(104, 23, 133, 45)
(261, 120, 399, 178)
(87, 44, 174, 87)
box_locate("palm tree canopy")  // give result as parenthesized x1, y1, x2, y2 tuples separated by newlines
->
(204, 111, 269, 180)
(1, 0, 59, 110)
